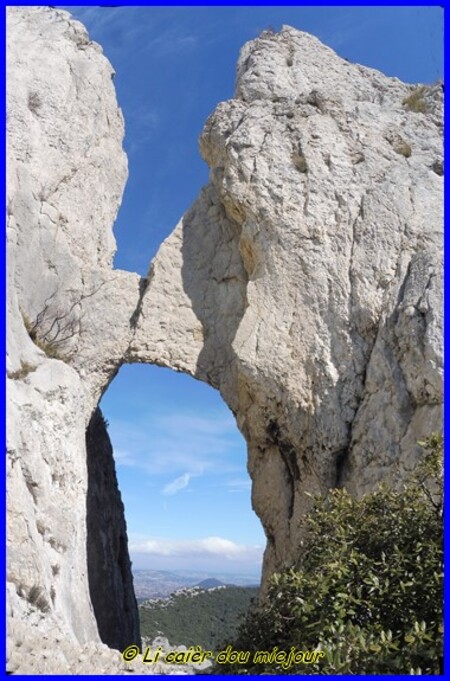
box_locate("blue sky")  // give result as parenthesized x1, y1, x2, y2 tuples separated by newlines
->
(61, 6, 443, 577)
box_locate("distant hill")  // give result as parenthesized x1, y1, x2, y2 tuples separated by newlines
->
(133, 569, 260, 600)
(196, 578, 225, 589)
(139, 585, 259, 650)
(133, 570, 197, 600)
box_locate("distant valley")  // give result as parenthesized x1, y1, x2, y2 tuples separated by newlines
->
(132, 568, 259, 600)
(137, 576, 259, 651)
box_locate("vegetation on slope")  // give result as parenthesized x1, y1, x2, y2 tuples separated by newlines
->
(139, 586, 259, 651)
(218, 435, 443, 675)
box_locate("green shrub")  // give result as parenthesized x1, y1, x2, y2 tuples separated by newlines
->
(221, 435, 443, 675)
(395, 139, 412, 158)
(403, 86, 429, 113)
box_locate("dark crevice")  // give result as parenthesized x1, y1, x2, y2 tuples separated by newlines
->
(86, 407, 141, 652)
(334, 448, 349, 488)
(280, 443, 301, 485)
(266, 419, 301, 518)
(129, 272, 151, 330)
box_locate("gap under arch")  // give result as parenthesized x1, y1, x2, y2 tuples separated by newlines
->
(86, 363, 264, 650)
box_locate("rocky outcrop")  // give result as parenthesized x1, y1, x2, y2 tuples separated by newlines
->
(6, 6, 141, 673)
(130, 27, 443, 580)
(7, 6, 442, 674)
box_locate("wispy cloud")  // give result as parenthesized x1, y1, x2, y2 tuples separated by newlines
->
(162, 472, 192, 496)
(107, 408, 244, 477)
(227, 477, 251, 492)
(62, 6, 125, 35)
(113, 447, 136, 467)
(320, 13, 377, 50)
(141, 30, 198, 58)
(124, 103, 160, 153)
(64, 6, 199, 60)
(130, 536, 263, 563)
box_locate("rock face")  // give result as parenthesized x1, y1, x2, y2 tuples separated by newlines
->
(130, 28, 443, 581)
(7, 7, 443, 674)
(86, 408, 141, 651)
(6, 6, 141, 674)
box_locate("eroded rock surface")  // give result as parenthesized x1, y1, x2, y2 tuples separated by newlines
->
(7, 7, 442, 674)
(131, 26, 443, 581)
(6, 6, 141, 674)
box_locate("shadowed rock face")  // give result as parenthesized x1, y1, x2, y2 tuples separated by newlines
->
(7, 6, 442, 674)
(86, 409, 141, 652)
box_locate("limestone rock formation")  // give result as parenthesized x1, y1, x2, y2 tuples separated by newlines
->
(6, 6, 141, 674)
(7, 6, 442, 674)
(130, 26, 443, 581)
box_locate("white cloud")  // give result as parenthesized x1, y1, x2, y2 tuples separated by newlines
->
(129, 536, 263, 563)
(162, 473, 192, 496)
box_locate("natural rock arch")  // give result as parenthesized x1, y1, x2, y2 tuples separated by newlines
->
(6, 6, 442, 674)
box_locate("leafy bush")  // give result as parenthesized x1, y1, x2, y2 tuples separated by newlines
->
(403, 86, 429, 113)
(222, 435, 442, 675)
